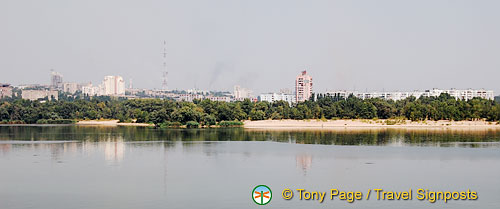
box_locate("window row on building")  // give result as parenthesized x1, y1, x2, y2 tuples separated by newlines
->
(325, 89, 494, 101)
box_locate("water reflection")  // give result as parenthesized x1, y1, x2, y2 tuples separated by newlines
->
(1, 140, 127, 164)
(1, 126, 500, 147)
(0, 144, 11, 155)
(296, 154, 312, 175)
(1, 126, 500, 209)
(104, 139, 124, 163)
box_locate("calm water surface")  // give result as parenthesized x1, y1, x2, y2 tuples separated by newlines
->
(1, 126, 499, 209)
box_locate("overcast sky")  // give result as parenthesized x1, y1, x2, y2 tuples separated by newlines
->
(1, 0, 499, 94)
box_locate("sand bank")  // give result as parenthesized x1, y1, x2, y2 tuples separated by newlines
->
(243, 119, 500, 130)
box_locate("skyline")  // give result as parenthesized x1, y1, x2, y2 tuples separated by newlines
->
(2, 0, 500, 94)
(9, 70, 498, 96)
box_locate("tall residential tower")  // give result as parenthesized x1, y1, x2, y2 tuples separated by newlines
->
(295, 70, 313, 102)
(102, 76, 125, 95)
(50, 70, 63, 89)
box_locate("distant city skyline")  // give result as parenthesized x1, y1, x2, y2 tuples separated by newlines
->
(2, 0, 499, 94)
(10, 69, 498, 96)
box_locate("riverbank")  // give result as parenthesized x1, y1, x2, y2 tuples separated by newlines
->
(4, 119, 498, 130)
(243, 119, 500, 130)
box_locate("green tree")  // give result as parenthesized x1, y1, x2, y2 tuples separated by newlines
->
(249, 109, 265, 120)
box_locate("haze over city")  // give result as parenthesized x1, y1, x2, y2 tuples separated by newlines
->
(2, 0, 499, 94)
(2, 2, 500, 209)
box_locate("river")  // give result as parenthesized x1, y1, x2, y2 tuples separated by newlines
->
(1, 126, 499, 209)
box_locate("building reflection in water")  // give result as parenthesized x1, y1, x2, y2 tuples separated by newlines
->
(0, 142, 81, 162)
(103, 137, 125, 164)
(296, 154, 312, 175)
(163, 143, 168, 195)
(49, 143, 63, 161)
(0, 144, 11, 155)
(50, 142, 79, 161)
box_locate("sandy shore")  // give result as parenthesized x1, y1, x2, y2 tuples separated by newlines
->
(75, 119, 500, 130)
(243, 119, 500, 130)
(76, 120, 154, 127)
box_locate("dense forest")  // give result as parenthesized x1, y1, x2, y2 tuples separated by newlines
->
(0, 93, 499, 126)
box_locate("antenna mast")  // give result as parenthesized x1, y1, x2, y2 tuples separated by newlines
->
(162, 41, 168, 90)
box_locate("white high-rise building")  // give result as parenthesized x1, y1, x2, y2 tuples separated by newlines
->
(295, 70, 313, 102)
(102, 76, 125, 95)
(233, 85, 253, 100)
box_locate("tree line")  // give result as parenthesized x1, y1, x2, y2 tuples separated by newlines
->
(0, 93, 499, 126)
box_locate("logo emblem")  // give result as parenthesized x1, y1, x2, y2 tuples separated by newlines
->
(252, 185, 272, 205)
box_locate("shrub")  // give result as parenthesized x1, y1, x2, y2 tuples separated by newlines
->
(119, 118, 133, 123)
(158, 121, 182, 128)
(202, 114, 217, 126)
(218, 121, 244, 127)
(55, 119, 76, 124)
(249, 110, 265, 120)
(270, 112, 282, 120)
(385, 120, 397, 125)
(36, 119, 76, 124)
(36, 119, 48, 124)
(186, 121, 200, 128)
(8, 120, 25, 124)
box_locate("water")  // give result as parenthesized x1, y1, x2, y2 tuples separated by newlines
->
(1, 126, 499, 209)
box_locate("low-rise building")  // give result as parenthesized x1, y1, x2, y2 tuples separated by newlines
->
(0, 83, 13, 98)
(206, 96, 231, 102)
(22, 90, 58, 101)
(178, 94, 205, 102)
(63, 83, 79, 94)
(259, 93, 296, 104)
(81, 83, 101, 96)
(432, 89, 494, 101)
(186, 88, 209, 95)
(326, 88, 494, 101)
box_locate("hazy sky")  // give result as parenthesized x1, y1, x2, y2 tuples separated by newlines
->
(1, 0, 499, 94)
